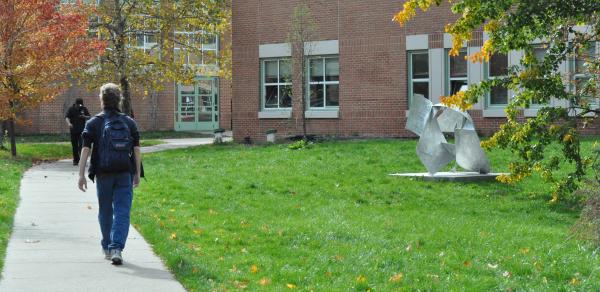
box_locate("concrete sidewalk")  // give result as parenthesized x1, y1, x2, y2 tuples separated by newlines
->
(0, 138, 220, 291)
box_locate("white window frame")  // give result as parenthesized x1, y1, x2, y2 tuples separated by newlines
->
(408, 50, 430, 106)
(261, 58, 292, 110)
(445, 49, 468, 96)
(307, 56, 340, 110)
(485, 53, 509, 108)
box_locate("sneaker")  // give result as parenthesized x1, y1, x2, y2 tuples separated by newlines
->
(110, 249, 123, 265)
(103, 249, 110, 260)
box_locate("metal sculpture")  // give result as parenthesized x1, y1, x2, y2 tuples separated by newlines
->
(406, 94, 490, 175)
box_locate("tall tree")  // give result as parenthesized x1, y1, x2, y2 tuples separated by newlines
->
(76, 0, 231, 116)
(0, 0, 105, 156)
(287, 2, 318, 139)
(395, 0, 599, 201)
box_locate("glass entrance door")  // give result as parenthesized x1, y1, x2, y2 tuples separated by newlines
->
(176, 77, 219, 131)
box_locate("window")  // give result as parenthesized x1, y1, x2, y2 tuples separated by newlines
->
(174, 31, 219, 67)
(261, 59, 292, 109)
(530, 45, 548, 105)
(571, 44, 597, 105)
(485, 53, 508, 106)
(308, 56, 339, 108)
(445, 49, 467, 96)
(408, 51, 429, 103)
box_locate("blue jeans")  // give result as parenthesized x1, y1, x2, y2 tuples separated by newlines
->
(96, 172, 133, 251)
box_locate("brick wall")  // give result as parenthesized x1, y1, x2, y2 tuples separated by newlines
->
(232, 0, 599, 143)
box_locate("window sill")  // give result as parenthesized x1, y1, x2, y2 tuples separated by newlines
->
(524, 108, 539, 117)
(305, 110, 339, 119)
(258, 110, 291, 119)
(482, 108, 507, 118)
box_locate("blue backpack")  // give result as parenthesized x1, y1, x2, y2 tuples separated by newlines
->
(96, 113, 132, 173)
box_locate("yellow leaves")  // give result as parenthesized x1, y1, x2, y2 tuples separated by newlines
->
(519, 247, 530, 254)
(563, 133, 574, 143)
(487, 263, 498, 269)
(392, 0, 436, 27)
(484, 20, 500, 33)
(463, 260, 472, 267)
(169, 232, 177, 240)
(193, 228, 204, 235)
(440, 91, 473, 111)
(468, 40, 494, 63)
(250, 265, 259, 274)
(208, 209, 218, 215)
(258, 277, 271, 286)
(286, 283, 297, 289)
(356, 275, 367, 283)
(389, 273, 404, 283)
(570, 273, 580, 285)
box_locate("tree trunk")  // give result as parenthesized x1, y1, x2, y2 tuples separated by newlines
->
(8, 119, 16, 157)
(120, 76, 132, 116)
(0, 120, 5, 149)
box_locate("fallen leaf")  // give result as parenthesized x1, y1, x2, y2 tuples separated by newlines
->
(570, 277, 580, 285)
(405, 244, 412, 252)
(169, 208, 175, 212)
(258, 278, 271, 286)
(356, 275, 367, 283)
(193, 229, 204, 235)
(230, 265, 237, 272)
(519, 247, 530, 254)
(250, 265, 258, 273)
(286, 283, 297, 289)
(170, 233, 177, 240)
(325, 271, 332, 277)
(241, 248, 248, 253)
(487, 263, 498, 269)
(503, 271, 511, 278)
(463, 260, 472, 267)
(389, 273, 404, 283)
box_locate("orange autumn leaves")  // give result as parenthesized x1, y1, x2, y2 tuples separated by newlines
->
(0, 0, 105, 120)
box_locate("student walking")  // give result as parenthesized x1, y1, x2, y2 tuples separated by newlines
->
(65, 98, 90, 165)
(77, 83, 142, 265)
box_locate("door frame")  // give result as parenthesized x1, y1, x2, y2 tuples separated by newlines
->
(175, 77, 219, 131)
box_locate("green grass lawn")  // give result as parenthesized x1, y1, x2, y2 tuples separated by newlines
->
(133, 139, 600, 291)
(0, 144, 71, 272)
(13, 130, 210, 144)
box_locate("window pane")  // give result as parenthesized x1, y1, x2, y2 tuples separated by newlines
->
(279, 85, 292, 108)
(146, 33, 157, 44)
(203, 34, 217, 50)
(136, 34, 144, 47)
(310, 59, 324, 82)
(490, 85, 508, 105)
(534, 47, 546, 62)
(412, 53, 429, 79)
(188, 52, 201, 65)
(279, 60, 292, 83)
(489, 53, 508, 76)
(576, 46, 595, 74)
(203, 50, 217, 65)
(310, 84, 324, 107)
(450, 80, 467, 96)
(325, 58, 339, 81)
(326, 84, 339, 107)
(264, 85, 278, 108)
(450, 51, 467, 78)
(412, 82, 429, 99)
(264, 61, 278, 83)
(198, 80, 212, 95)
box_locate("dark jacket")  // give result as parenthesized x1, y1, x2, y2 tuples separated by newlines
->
(82, 109, 141, 182)
(65, 104, 90, 133)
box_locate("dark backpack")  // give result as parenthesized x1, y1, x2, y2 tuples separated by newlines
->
(96, 113, 132, 173)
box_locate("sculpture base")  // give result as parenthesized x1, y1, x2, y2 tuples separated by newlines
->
(389, 172, 506, 182)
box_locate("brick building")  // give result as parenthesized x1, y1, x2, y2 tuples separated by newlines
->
(17, 3, 232, 135)
(231, 1, 599, 143)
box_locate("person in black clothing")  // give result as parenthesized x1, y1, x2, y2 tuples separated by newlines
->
(65, 98, 90, 165)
